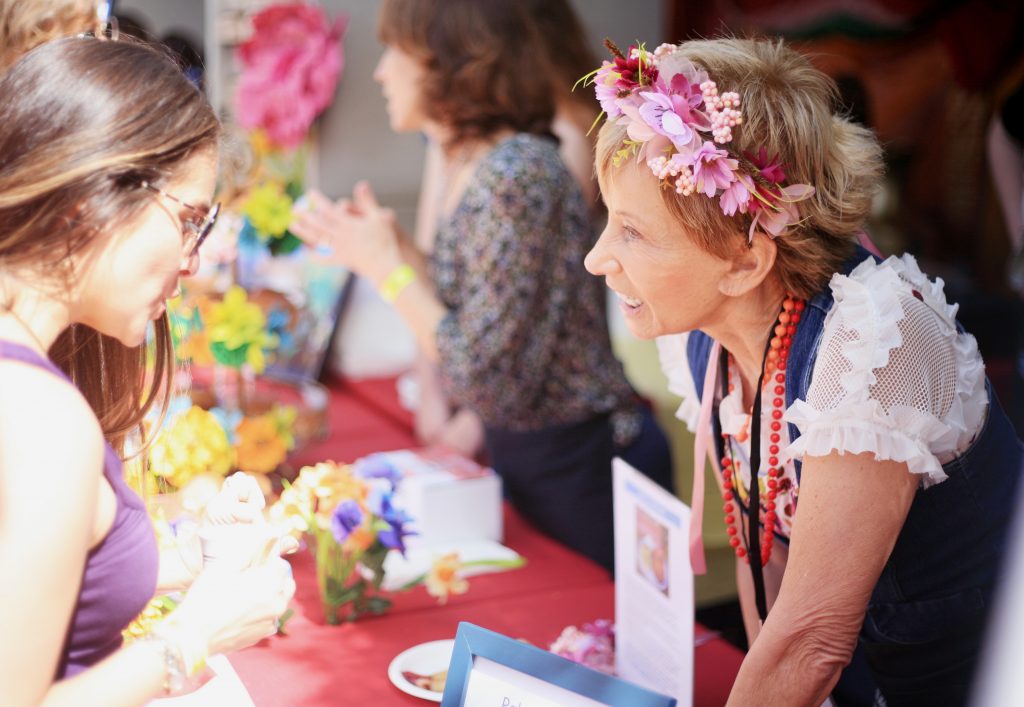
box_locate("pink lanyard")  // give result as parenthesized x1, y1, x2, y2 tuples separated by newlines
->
(689, 340, 722, 575)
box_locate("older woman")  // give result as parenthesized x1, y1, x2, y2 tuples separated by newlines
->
(292, 0, 672, 572)
(584, 38, 1023, 705)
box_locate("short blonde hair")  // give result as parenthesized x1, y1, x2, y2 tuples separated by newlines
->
(0, 0, 95, 69)
(596, 38, 884, 299)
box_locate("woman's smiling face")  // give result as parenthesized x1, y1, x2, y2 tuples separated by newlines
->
(584, 159, 733, 339)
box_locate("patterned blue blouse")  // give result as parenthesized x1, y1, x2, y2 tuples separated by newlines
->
(432, 133, 641, 444)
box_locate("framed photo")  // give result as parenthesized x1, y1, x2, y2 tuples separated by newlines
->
(236, 243, 354, 383)
(441, 623, 677, 707)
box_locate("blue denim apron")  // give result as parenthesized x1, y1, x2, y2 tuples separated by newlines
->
(686, 247, 1024, 706)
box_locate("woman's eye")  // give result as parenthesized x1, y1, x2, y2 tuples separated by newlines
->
(623, 226, 642, 242)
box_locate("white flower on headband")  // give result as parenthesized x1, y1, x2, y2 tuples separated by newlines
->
(582, 41, 814, 241)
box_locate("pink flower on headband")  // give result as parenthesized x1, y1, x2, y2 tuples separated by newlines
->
(636, 74, 708, 152)
(692, 142, 738, 197)
(235, 3, 348, 149)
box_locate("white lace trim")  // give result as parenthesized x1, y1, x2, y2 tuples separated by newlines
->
(656, 333, 701, 433)
(783, 254, 988, 487)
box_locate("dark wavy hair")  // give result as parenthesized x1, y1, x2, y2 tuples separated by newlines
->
(0, 37, 220, 454)
(378, 0, 555, 149)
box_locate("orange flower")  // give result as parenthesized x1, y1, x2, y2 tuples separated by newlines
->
(343, 525, 375, 553)
(235, 415, 288, 474)
(425, 553, 468, 605)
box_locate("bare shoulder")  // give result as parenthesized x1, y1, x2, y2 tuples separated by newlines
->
(0, 359, 105, 495)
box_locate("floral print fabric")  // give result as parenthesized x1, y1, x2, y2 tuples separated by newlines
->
(432, 134, 641, 443)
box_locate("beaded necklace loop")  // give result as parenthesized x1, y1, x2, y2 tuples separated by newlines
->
(719, 295, 804, 567)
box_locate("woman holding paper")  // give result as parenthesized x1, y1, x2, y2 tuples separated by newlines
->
(0, 37, 294, 705)
(290, 0, 673, 574)
(583, 37, 1023, 706)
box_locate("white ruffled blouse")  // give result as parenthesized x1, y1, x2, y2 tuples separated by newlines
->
(658, 254, 989, 540)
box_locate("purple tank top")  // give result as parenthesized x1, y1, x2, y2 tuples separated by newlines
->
(0, 341, 159, 679)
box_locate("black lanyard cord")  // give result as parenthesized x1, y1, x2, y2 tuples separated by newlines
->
(719, 327, 776, 623)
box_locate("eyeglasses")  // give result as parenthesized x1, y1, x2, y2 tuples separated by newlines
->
(141, 181, 221, 259)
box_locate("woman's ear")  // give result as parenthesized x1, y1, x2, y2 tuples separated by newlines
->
(717, 232, 777, 297)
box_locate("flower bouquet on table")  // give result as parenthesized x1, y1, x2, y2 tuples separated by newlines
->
(269, 460, 525, 624)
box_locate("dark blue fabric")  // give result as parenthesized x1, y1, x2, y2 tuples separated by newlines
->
(684, 247, 1024, 706)
(485, 406, 672, 574)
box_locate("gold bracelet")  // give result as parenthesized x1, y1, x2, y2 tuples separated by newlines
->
(379, 264, 417, 303)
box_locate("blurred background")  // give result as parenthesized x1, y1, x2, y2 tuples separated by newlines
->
(115, 0, 1024, 646)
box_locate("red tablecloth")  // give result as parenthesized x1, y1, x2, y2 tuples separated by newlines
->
(231, 378, 743, 705)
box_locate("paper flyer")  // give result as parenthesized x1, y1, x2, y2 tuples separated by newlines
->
(613, 458, 694, 707)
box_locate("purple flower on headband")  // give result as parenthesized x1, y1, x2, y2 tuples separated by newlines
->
(691, 142, 738, 198)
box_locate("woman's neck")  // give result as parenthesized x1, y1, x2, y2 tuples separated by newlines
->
(0, 286, 70, 356)
(705, 277, 788, 407)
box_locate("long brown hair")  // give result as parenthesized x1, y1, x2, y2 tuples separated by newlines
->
(522, 0, 597, 106)
(0, 37, 220, 454)
(378, 0, 555, 150)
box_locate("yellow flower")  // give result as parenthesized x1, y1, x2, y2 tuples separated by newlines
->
(425, 553, 469, 605)
(269, 485, 313, 535)
(205, 286, 278, 373)
(236, 415, 289, 474)
(148, 407, 235, 489)
(243, 182, 293, 239)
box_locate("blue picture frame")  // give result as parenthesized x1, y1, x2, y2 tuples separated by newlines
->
(441, 622, 677, 707)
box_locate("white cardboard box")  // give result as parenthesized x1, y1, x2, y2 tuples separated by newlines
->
(355, 448, 503, 548)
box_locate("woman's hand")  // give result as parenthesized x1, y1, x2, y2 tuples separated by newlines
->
(170, 557, 296, 656)
(291, 181, 403, 286)
(203, 472, 265, 525)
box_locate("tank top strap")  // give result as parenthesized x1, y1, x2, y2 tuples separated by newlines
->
(0, 339, 72, 383)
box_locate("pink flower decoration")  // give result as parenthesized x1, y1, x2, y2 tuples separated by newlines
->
(594, 62, 623, 118)
(234, 3, 348, 150)
(719, 177, 752, 216)
(691, 141, 738, 197)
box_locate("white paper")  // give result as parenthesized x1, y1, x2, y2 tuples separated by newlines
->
(380, 539, 521, 590)
(148, 654, 254, 707)
(462, 656, 608, 707)
(613, 458, 694, 707)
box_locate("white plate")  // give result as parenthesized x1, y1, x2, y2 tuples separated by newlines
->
(387, 638, 456, 702)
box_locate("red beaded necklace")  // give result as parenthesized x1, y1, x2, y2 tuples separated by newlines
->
(719, 295, 804, 567)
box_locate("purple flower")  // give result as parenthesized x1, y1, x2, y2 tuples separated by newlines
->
(354, 454, 402, 489)
(330, 499, 363, 544)
(691, 141, 738, 197)
(368, 489, 415, 554)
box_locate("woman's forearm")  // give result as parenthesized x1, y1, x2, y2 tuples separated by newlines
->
(726, 613, 854, 707)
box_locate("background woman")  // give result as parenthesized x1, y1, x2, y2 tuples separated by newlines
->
(408, 0, 601, 461)
(292, 0, 672, 573)
(584, 38, 1022, 705)
(0, 38, 293, 705)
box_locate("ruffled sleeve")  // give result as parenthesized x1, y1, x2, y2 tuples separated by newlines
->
(656, 333, 701, 433)
(784, 254, 988, 487)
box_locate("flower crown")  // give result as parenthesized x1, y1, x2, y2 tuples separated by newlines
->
(582, 41, 814, 241)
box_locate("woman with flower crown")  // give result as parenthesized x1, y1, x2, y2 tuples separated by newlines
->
(291, 0, 673, 573)
(583, 38, 1023, 706)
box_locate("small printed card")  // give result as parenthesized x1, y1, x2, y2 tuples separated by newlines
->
(612, 458, 694, 707)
